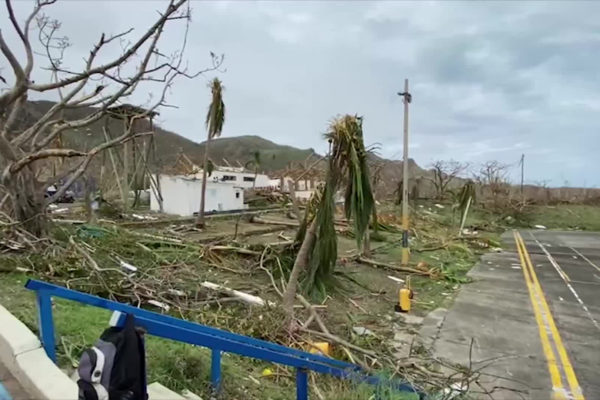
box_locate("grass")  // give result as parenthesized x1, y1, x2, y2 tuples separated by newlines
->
(0, 269, 422, 399)
(0, 272, 300, 399)
(527, 204, 600, 231)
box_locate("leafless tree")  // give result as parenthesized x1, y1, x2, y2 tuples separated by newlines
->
(0, 0, 223, 235)
(427, 160, 468, 199)
(474, 161, 510, 205)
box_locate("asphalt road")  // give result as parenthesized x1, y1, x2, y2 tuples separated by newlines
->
(521, 230, 600, 399)
(422, 230, 600, 399)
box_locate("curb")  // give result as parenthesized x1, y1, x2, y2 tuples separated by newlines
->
(0, 305, 77, 400)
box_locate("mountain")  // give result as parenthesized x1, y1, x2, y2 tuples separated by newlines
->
(14, 101, 319, 172)
(12, 101, 425, 197)
(197, 135, 316, 171)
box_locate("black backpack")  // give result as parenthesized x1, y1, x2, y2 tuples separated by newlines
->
(77, 314, 148, 400)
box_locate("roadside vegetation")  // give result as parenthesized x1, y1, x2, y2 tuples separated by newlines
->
(2, 197, 592, 398)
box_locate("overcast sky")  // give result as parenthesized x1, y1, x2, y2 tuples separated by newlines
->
(3, 1, 599, 187)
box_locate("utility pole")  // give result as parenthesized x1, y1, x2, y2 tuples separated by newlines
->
(398, 79, 412, 266)
(520, 153, 525, 205)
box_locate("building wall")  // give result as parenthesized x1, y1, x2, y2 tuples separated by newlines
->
(200, 170, 272, 189)
(150, 175, 245, 216)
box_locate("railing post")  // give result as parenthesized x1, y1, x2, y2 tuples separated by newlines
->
(211, 349, 222, 393)
(296, 368, 308, 400)
(36, 291, 56, 362)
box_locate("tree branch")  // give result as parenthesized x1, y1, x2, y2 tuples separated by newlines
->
(8, 148, 85, 174)
(28, 0, 186, 92)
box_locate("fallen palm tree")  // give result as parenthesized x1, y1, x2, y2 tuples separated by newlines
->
(282, 115, 375, 318)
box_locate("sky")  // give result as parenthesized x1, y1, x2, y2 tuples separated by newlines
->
(2, 1, 599, 187)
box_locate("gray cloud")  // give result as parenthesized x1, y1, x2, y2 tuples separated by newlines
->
(2, 0, 598, 186)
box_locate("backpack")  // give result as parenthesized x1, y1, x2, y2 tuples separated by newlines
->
(77, 314, 148, 400)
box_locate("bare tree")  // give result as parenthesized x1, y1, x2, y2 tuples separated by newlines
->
(0, 0, 222, 235)
(474, 161, 510, 205)
(427, 160, 468, 199)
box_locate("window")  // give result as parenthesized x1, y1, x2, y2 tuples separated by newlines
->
(235, 192, 240, 199)
(221, 175, 236, 181)
(243, 176, 255, 182)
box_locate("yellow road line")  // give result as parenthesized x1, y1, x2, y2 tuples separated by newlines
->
(515, 231, 585, 400)
(514, 231, 566, 399)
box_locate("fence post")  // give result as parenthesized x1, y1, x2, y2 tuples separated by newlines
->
(36, 291, 56, 362)
(211, 349, 222, 393)
(296, 368, 308, 400)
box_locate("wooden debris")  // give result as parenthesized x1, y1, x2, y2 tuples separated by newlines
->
(208, 245, 261, 256)
(250, 216, 300, 227)
(356, 256, 434, 277)
(201, 281, 274, 306)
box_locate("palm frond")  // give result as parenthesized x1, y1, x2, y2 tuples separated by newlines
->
(326, 115, 374, 247)
(206, 159, 215, 177)
(303, 177, 338, 298)
(301, 115, 375, 296)
(205, 78, 225, 140)
(458, 180, 476, 213)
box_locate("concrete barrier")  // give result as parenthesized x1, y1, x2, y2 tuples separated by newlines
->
(0, 305, 77, 400)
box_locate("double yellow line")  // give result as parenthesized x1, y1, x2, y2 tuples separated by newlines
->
(514, 231, 584, 400)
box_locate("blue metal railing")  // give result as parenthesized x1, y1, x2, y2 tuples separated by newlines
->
(25, 279, 420, 399)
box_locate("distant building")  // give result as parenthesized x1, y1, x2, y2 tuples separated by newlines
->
(168, 156, 273, 189)
(201, 166, 273, 189)
(270, 171, 324, 201)
(150, 175, 245, 216)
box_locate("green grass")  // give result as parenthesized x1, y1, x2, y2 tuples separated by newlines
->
(0, 271, 299, 398)
(527, 204, 600, 231)
(0, 270, 423, 399)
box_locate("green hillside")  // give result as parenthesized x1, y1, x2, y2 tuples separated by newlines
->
(198, 135, 316, 171)
(21, 101, 317, 172)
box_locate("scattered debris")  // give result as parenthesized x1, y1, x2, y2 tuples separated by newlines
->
(148, 300, 170, 312)
(119, 260, 138, 273)
(131, 213, 158, 221)
(434, 204, 445, 209)
(352, 326, 375, 336)
(387, 275, 405, 284)
(534, 224, 547, 230)
(201, 281, 273, 307)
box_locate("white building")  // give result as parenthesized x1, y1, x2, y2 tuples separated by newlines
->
(198, 166, 272, 189)
(150, 175, 245, 216)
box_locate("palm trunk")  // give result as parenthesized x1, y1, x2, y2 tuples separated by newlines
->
(362, 229, 371, 256)
(282, 219, 317, 316)
(196, 138, 211, 227)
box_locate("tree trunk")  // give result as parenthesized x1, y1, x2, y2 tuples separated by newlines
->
(362, 229, 371, 256)
(282, 219, 317, 316)
(288, 181, 302, 223)
(6, 169, 47, 237)
(196, 137, 211, 227)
